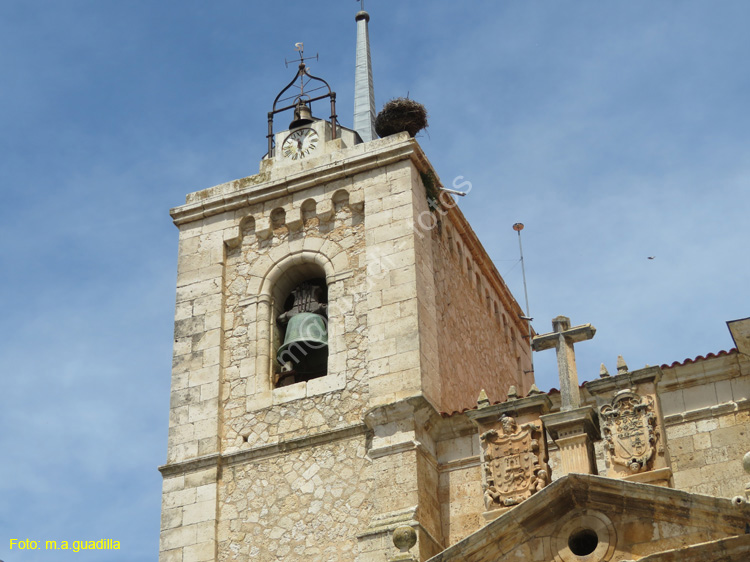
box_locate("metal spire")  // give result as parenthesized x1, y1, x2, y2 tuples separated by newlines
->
(354, 0, 377, 142)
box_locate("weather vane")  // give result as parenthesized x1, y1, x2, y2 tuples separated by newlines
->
(283, 42, 321, 98)
(268, 43, 338, 156)
(285, 42, 319, 69)
(357, 0, 366, 11)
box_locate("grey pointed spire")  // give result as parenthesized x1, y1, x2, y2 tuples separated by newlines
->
(354, 5, 377, 142)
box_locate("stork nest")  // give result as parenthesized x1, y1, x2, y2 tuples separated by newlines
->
(374, 98, 429, 138)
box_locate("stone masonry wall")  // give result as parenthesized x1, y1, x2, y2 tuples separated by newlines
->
(163, 133, 541, 562)
(221, 188, 369, 453)
(431, 216, 531, 413)
(660, 351, 750, 498)
(667, 409, 750, 497)
(160, 466, 219, 562)
(217, 434, 374, 562)
(436, 431, 484, 547)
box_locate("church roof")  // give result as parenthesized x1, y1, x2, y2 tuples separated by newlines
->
(438, 347, 740, 417)
(660, 347, 738, 369)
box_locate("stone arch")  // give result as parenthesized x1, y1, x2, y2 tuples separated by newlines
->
(260, 250, 336, 300)
(301, 198, 317, 223)
(270, 207, 286, 229)
(332, 189, 350, 211)
(240, 215, 256, 236)
(254, 242, 347, 392)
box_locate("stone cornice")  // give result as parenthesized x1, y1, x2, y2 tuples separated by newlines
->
(663, 397, 750, 425)
(444, 201, 530, 338)
(158, 423, 368, 477)
(585, 366, 662, 396)
(438, 455, 481, 474)
(541, 406, 601, 441)
(465, 393, 552, 425)
(170, 135, 421, 226)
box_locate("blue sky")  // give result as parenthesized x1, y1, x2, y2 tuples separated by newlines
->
(1, 1, 748, 560)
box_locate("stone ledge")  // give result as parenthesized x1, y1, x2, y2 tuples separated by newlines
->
(465, 393, 551, 425)
(158, 423, 368, 477)
(170, 138, 421, 226)
(621, 466, 673, 487)
(664, 398, 750, 425)
(159, 453, 220, 478)
(438, 455, 480, 474)
(585, 366, 661, 396)
(367, 439, 419, 460)
(358, 506, 417, 538)
(541, 406, 601, 441)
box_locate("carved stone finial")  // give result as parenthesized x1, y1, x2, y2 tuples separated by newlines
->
(617, 355, 629, 375)
(527, 383, 543, 396)
(600, 363, 610, 378)
(390, 525, 417, 561)
(477, 389, 490, 408)
(507, 386, 519, 400)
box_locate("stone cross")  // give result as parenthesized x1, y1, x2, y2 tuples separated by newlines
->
(532, 316, 596, 411)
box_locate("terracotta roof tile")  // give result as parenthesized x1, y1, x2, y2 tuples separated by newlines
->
(439, 348, 739, 417)
(660, 348, 737, 369)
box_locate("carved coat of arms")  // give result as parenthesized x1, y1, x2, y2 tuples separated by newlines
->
(600, 389, 659, 473)
(480, 415, 549, 510)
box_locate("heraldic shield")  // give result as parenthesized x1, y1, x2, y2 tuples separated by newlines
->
(480, 415, 549, 510)
(600, 389, 658, 474)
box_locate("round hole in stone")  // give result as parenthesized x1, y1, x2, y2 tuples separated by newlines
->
(568, 528, 599, 556)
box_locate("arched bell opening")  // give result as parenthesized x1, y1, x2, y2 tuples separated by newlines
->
(272, 263, 329, 388)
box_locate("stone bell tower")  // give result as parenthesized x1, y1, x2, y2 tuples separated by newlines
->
(157, 12, 532, 562)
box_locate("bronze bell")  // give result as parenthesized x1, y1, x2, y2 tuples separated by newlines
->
(277, 312, 328, 375)
(289, 100, 314, 129)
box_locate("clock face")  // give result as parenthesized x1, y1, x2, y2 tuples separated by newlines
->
(281, 128, 319, 160)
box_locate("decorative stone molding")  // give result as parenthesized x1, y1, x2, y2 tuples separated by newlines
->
(390, 525, 418, 562)
(170, 135, 415, 226)
(600, 389, 660, 474)
(550, 509, 617, 562)
(586, 365, 673, 487)
(541, 406, 601, 477)
(466, 393, 551, 518)
(158, 423, 368, 476)
(480, 415, 549, 510)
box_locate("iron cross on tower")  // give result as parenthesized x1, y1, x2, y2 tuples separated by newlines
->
(532, 316, 596, 411)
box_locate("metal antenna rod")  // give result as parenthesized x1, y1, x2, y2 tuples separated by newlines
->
(513, 223, 534, 373)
